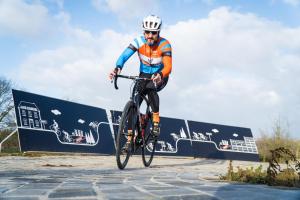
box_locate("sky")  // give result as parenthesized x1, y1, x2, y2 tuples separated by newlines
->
(1, 0, 300, 139)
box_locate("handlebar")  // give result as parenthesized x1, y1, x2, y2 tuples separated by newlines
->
(113, 74, 153, 90)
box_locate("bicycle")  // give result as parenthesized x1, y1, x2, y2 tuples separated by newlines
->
(113, 74, 158, 170)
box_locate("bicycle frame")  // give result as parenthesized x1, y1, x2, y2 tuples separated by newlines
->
(114, 74, 158, 169)
(114, 74, 152, 147)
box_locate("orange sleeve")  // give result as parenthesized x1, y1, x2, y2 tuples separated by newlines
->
(161, 55, 172, 78)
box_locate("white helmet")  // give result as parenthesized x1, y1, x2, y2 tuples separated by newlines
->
(142, 15, 162, 31)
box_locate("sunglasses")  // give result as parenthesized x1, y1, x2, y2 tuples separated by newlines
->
(144, 31, 159, 35)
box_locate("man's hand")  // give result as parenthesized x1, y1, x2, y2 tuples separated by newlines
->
(152, 73, 162, 84)
(109, 68, 121, 81)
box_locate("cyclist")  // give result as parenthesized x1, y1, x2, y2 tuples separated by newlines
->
(109, 15, 172, 144)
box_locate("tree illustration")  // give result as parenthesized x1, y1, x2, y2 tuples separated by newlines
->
(206, 132, 212, 141)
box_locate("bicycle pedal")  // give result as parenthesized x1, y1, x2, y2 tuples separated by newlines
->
(121, 142, 131, 154)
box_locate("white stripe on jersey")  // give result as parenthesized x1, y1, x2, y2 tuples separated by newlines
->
(136, 36, 144, 48)
(139, 54, 162, 65)
(130, 36, 144, 49)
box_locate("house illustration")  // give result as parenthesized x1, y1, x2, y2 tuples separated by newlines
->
(230, 137, 258, 153)
(18, 101, 45, 129)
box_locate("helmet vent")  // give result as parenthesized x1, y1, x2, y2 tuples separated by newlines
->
(142, 15, 162, 31)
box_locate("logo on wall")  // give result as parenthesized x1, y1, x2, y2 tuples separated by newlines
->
(17, 101, 100, 146)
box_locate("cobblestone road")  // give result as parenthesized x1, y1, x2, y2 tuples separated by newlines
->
(0, 155, 299, 199)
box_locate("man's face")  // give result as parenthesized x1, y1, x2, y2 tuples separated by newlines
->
(144, 30, 159, 45)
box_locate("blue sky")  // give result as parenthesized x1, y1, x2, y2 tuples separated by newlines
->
(1, 0, 300, 70)
(1, 0, 300, 139)
(1, 0, 300, 73)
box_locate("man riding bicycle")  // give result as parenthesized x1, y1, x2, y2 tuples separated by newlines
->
(109, 15, 172, 144)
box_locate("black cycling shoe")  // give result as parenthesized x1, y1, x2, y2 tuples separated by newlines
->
(152, 122, 160, 137)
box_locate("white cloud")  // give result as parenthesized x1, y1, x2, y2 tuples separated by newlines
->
(16, 28, 139, 111)
(162, 7, 300, 137)
(0, 0, 67, 37)
(91, 0, 160, 19)
(15, 6, 300, 138)
(0, 0, 48, 36)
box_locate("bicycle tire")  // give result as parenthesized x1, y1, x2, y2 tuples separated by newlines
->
(142, 124, 157, 167)
(116, 101, 136, 170)
(141, 107, 157, 167)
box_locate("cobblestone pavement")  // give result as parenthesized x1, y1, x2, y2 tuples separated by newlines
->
(0, 155, 299, 199)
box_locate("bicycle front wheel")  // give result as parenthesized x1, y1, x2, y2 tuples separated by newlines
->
(116, 101, 136, 170)
(142, 117, 157, 167)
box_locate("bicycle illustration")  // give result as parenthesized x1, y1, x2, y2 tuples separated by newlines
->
(113, 74, 158, 170)
(49, 120, 61, 136)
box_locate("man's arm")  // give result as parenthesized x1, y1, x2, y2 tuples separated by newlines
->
(116, 44, 137, 69)
(160, 41, 172, 78)
(109, 43, 137, 80)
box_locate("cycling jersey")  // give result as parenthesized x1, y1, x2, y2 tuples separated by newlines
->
(116, 35, 172, 78)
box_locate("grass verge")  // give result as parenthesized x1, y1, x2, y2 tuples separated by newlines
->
(220, 148, 300, 188)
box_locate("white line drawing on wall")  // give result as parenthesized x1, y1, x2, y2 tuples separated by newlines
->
(153, 125, 258, 154)
(212, 129, 219, 133)
(219, 140, 230, 150)
(49, 120, 61, 136)
(180, 128, 187, 138)
(18, 101, 45, 130)
(47, 117, 102, 146)
(17, 101, 258, 152)
(192, 132, 208, 141)
(78, 119, 85, 124)
(17, 101, 104, 146)
(170, 133, 180, 141)
(51, 109, 61, 115)
(206, 132, 213, 141)
(107, 111, 257, 155)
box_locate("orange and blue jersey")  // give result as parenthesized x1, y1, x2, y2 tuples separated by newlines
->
(116, 35, 172, 78)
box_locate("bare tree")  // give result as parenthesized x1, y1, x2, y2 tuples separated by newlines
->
(0, 77, 15, 129)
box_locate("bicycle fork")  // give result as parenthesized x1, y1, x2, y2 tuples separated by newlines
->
(133, 114, 148, 150)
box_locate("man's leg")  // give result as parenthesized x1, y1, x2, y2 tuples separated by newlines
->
(148, 90, 160, 136)
(122, 109, 133, 152)
(125, 79, 146, 147)
(144, 76, 169, 136)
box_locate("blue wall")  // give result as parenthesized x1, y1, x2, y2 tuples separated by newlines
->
(12, 89, 259, 161)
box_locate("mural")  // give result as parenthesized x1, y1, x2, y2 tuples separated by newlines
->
(12, 89, 115, 154)
(17, 101, 100, 146)
(12, 89, 259, 161)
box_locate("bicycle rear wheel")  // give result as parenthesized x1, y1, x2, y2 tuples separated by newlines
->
(116, 101, 136, 170)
